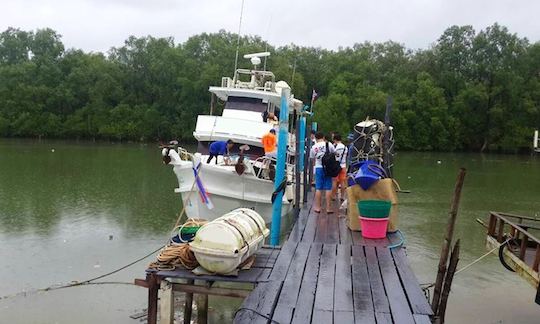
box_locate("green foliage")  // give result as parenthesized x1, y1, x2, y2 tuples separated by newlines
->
(0, 25, 539, 152)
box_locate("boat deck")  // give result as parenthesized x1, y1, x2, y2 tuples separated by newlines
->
(137, 194, 433, 323)
(485, 211, 540, 304)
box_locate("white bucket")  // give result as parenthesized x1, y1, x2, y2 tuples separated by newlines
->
(189, 208, 270, 274)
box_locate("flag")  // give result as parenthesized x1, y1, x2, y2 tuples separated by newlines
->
(311, 89, 319, 103)
(192, 162, 214, 210)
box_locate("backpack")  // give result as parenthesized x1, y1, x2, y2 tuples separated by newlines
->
(322, 142, 342, 177)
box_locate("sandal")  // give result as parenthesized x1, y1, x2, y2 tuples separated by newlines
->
(327, 211, 334, 214)
(313, 209, 321, 213)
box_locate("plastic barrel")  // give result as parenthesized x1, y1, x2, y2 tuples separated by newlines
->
(358, 200, 392, 218)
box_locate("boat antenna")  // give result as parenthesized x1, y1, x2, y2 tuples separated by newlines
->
(233, 0, 245, 76)
(263, 13, 273, 71)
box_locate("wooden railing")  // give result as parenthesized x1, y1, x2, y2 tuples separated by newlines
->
(487, 211, 540, 272)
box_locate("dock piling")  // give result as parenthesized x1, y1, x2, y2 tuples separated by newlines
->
(270, 87, 290, 245)
(437, 239, 461, 324)
(432, 168, 466, 317)
(183, 279, 194, 324)
(160, 280, 174, 324)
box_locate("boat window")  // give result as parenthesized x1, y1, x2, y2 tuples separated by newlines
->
(225, 96, 267, 113)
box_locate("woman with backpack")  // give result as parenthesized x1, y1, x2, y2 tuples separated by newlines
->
(309, 132, 337, 214)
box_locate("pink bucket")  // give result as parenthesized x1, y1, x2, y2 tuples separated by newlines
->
(359, 216, 389, 239)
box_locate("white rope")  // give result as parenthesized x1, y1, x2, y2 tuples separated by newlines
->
(454, 238, 511, 275)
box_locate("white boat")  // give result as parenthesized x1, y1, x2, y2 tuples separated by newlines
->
(162, 52, 303, 224)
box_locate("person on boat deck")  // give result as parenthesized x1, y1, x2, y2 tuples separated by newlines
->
(261, 129, 277, 158)
(207, 139, 234, 164)
(331, 134, 348, 202)
(262, 111, 278, 123)
(310, 132, 335, 214)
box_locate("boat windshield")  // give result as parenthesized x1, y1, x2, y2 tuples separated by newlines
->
(225, 96, 267, 113)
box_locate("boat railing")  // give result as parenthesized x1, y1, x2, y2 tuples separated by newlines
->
(487, 211, 540, 272)
(252, 155, 296, 180)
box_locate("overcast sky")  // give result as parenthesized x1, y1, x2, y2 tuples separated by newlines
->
(2, 0, 539, 53)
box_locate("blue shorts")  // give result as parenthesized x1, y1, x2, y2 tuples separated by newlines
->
(315, 168, 333, 191)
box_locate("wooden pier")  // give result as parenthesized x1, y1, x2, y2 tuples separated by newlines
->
(136, 194, 433, 323)
(484, 211, 540, 304)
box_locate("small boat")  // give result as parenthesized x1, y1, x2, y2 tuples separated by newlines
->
(162, 52, 302, 224)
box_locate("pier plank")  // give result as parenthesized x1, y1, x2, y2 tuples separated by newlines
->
(338, 217, 352, 244)
(277, 242, 312, 307)
(301, 209, 319, 243)
(391, 248, 433, 315)
(377, 248, 415, 324)
(413, 314, 432, 324)
(326, 212, 339, 244)
(365, 246, 390, 314)
(312, 310, 333, 323)
(291, 243, 323, 324)
(314, 244, 337, 312)
(334, 244, 353, 312)
(269, 239, 299, 281)
(234, 281, 283, 324)
(375, 312, 393, 324)
(351, 245, 376, 323)
(334, 310, 355, 324)
(314, 212, 328, 243)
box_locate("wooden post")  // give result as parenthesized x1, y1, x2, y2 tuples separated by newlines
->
(196, 289, 209, 324)
(534, 284, 540, 305)
(487, 213, 496, 236)
(431, 168, 466, 314)
(382, 96, 393, 178)
(183, 279, 194, 324)
(147, 273, 159, 324)
(519, 235, 528, 260)
(532, 245, 540, 272)
(304, 121, 312, 197)
(159, 280, 174, 324)
(438, 240, 461, 323)
(497, 219, 505, 243)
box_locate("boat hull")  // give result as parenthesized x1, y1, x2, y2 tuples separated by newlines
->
(171, 155, 293, 224)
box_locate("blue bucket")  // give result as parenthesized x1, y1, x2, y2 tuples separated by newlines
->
(354, 160, 384, 190)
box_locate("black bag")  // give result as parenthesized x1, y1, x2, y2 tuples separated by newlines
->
(322, 142, 341, 177)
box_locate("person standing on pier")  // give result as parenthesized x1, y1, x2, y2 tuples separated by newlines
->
(331, 134, 348, 202)
(310, 132, 335, 213)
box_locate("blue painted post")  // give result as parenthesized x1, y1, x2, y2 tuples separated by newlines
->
(270, 88, 290, 246)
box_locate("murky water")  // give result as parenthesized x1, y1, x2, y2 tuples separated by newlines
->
(1, 139, 539, 323)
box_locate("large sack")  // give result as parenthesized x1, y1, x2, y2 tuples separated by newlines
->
(346, 178, 399, 232)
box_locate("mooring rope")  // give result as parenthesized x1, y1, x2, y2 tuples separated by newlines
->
(420, 238, 512, 291)
(148, 243, 199, 271)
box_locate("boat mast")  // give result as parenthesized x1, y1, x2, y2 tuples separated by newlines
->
(233, 0, 245, 77)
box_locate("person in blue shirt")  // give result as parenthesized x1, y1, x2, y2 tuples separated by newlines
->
(207, 139, 234, 164)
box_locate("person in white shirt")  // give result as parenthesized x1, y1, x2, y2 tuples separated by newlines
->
(309, 132, 335, 213)
(331, 134, 348, 202)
